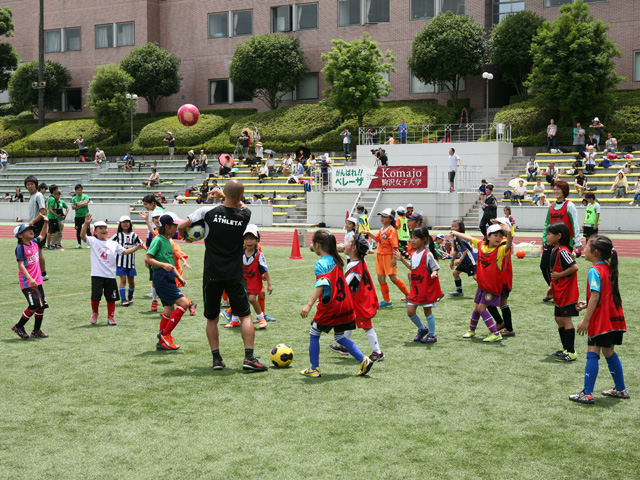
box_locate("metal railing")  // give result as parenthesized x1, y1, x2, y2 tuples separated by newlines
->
(358, 123, 511, 145)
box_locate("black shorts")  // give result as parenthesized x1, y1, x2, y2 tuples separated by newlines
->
(91, 276, 119, 302)
(32, 219, 45, 237)
(311, 320, 357, 334)
(448, 171, 456, 183)
(22, 285, 49, 310)
(203, 278, 250, 320)
(455, 262, 476, 276)
(49, 218, 60, 234)
(554, 303, 579, 317)
(583, 226, 598, 238)
(74, 216, 91, 235)
(588, 331, 624, 348)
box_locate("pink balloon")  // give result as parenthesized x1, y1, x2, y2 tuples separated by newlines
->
(178, 104, 200, 127)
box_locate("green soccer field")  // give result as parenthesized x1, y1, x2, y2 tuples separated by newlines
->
(1, 239, 638, 480)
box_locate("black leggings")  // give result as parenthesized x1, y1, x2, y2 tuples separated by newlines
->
(74, 216, 91, 245)
(539, 243, 553, 285)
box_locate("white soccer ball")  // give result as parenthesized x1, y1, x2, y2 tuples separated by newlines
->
(184, 224, 207, 242)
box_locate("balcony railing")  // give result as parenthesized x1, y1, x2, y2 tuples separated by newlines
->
(358, 123, 511, 145)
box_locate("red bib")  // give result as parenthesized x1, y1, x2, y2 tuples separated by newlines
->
(551, 246, 579, 307)
(314, 265, 355, 325)
(476, 245, 506, 295)
(549, 201, 575, 244)
(408, 250, 443, 304)
(243, 251, 263, 295)
(586, 263, 626, 338)
(347, 259, 379, 320)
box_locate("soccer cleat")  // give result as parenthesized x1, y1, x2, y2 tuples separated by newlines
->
(242, 357, 268, 371)
(569, 390, 595, 404)
(30, 330, 49, 338)
(121, 300, 131, 307)
(90, 313, 98, 325)
(265, 315, 277, 322)
(413, 327, 429, 342)
(156, 342, 170, 350)
(167, 335, 180, 350)
(212, 358, 226, 370)
(602, 387, 630, 399)
(329, 344, 350, 356)
(462, 330, 476, 339)
(370, 351, 385, 362)
(542, 296, 552, 302)
(483, 333, 503, 342)
(107, 316, 117, 326)
(359, 356, 373, 376)
(75, 244, 83, 249)
(42, 274, 49, 281)
(379, 301, 393, 307)
(449, 290, 464, 297)
(224, 320, 240, 328)
(220, 311, 232, 323)
(157, 332, 179, 350)
(555, 351, 577, 362)
(258, 317, 267, 329)
(189, 302, 197, 316)
(151, 300, 158, 312)
(300, 367, 321, 377)
(551, 349, 566, 357)
(11, 324, 29, 339)
(421, 335, 438, 344)
(146, 292, 154, 298)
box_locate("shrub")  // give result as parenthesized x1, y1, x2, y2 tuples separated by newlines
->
(27, 119, 111, 150)
(137, 114, 225, 147)
(362, 104, 455, 126)
(493, 99, 551, 138)
(0, 123, 24, 145)
(17, 110, 34, 119)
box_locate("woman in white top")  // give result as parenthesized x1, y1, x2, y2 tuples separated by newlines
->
(531, 178, 545, 204)
(610, 170, 628, 198)
(536, 193, 550, 207)
(585, 145, 597, 174)
(512, 179, 527, 206)
(526, 156, 539, 182)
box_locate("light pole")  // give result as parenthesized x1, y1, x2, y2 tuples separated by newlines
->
(126, 93, 138, 145)
(482, 72, 493, 128)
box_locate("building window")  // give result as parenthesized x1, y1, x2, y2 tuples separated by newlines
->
(209, 79, 253, 104)
(45, 30, 62, 53)
(66, 88, 82, 112)
(411, 0, 435, 19)
(96, 22, 133, 48)
(297, 3, 319, 30)
(338, 0, 361, 26)
(297, 73, 319, 100)
(272, 6, 292, 32)
(65, 28, 81, 51)
(208, 12, 229, 38)
(440, 0, 465, 15)
(493, 0, 524, 23)
(365, 0, 390, 23)
(380, 71, 390, 96)
(272, 4, 318, 33)
(634, 51, 640, 82)
(411, 75, 437, 94)
(233, 10, 252, 36)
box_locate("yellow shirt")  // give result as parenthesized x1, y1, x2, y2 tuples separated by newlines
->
(471, 238, 508, 270)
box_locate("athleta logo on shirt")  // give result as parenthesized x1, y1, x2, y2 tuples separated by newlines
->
(212, 214, 243, 226)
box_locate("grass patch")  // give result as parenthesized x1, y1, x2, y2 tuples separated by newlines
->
(0, 239, 638, 478)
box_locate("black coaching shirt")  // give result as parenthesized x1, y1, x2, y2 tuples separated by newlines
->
(188, 205, 251, 281)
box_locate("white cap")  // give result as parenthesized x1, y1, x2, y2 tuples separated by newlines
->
(244, 224, 259, 238)
(407, 203, 414, 208)
(593, 117, 599, 122)
(346, 217, 358, 225)
(487, 224, 508, 236)
(119, 215, 131, 223)
(151, 210, 163, 218)
(176, 195, 183, 201)
(396, 206, 406, 214)
(436, 234, 445, 240)
(491, 217, 512, 229)
(378, 208, 395, 218)
(93, 221, 108, 228)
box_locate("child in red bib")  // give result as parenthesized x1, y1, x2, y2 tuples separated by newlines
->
(242, 224, 272, 330)
(570, 235, 628, 404)
(546, 222, 580, 362)
(395, 226, 442, 343)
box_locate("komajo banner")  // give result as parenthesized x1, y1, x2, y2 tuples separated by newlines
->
(332, 166, 428, 189)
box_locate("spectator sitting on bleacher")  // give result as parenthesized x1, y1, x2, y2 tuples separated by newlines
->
(531, 178, 544, 205)
(278, 154, 293, 176)
(604, 132, 618, 155)
(11, 186, 24, 202)
(629, 176, 640, 206)
(185, 150, 196, 171)
(123, 152, 135, 172)
(545, 162, 559, 186)
(622, 159, 633, 176)
(610, 170, 628, 198)
(585, 145, 596, 174)
(526, 156, 539, 182)
(198, 150, 208, 172)
(250, 194, 263, 205)
(142, 168, 160, 188)
(535, 193, 550, 207)
(306, 154, 316, 175)
(574, 170, 588, 197)
(266, 154, 276, 177)
(2, 192, 9, 202)
(291, 158, 305, 178)
(94, 147, 106, 167)
(585, 133, 597, 151)
(512, 179, 527, 206)
(258, 162, 269, 183)
(219, 155, 233, 177)
(196, 180, 209, 204)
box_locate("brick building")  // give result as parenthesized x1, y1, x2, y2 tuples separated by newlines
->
(3, 0, 639, 115)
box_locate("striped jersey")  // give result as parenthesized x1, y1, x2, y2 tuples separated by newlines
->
(110, 231, 142, 268)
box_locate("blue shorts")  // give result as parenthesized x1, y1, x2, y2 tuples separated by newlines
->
(116, 266, 137, 277)
(152, 269, 184, 307)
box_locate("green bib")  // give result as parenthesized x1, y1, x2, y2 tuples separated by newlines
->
(585, 203, 601, 225)
(398, 216, 410, 241)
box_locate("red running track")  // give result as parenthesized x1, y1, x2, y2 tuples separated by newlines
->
(1, 226, 638, 258)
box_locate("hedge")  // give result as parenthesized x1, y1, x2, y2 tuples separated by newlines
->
(27, 119, 111, 150)
(137, 114, 225, 148)
(0, 123, 24, 145)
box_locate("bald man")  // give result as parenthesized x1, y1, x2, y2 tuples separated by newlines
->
(178, 180, 268, 372)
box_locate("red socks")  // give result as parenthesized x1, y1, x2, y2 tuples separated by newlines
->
(107, 301, 115, 318)
(159, 314, 169, 332)
(91, 301, 100, 314)
(163, 306, 186, 335)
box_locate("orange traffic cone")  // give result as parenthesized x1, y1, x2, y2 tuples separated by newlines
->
(447, 137, 450, 143)
(432, 138, 436, 143)
(289, 229, 303, 260)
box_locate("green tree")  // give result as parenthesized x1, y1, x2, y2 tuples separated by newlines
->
(526, 0, 621, 122)
(120, 43, 181, 114)
(229, 34, 308, 110)
(321, 33, 396, 128)
(491, 11, 544, 101)
(86, 64, 135, 142)
(0, 6, 19, 92)
(408, 12, 487, 105)
(8, 60, 71, 114)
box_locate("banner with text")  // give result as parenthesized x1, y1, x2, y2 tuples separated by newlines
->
(332, 166, 428, 190)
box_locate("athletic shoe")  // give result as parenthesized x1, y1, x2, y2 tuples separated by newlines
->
(379, 301, 393, 307)
(569, 390, 594, 404)
(242, 357, 268, 371)
(121, 300, 132, 307)
(221, 300, 230, 308)
(189, 302, 197, 316)
(551, 349, 566, 357)
(90, 313, 98, 325)
(107, 316, 117, 326)
(555, 351, 577, 362)
(449, 290, 464, 297)
(413, 327, 429, 342)
(224, 320, 240, 328)
(157, 332, 179, 350)
(358, 356, 373, 376)
(602, 387, 630, 399)
(483, 333, 503, 342)
(220, 311, 232, 323)
(46, 245, 54, 250)
(167, 335, 179, 350)
(265, 315, 277, 322)
(400, 297, 407, 302)
(500, 329, 516, 337)
(156, 342, 170, 351)
(11, 324, 29, 339)
(212, 359, 226, 370)
(151, 300, 158, 312)
(30, 330, 49, 338)
(258, 317, 267, 329)
(42, 274, 49, 281)
(370, 351, 385, 362)
(542, 296, 552, 302)
(146, 292, 154, 298)
(75, 244, 83, 249)
(300, 367, 321, 377)
(421, 335, 438, 344)
(462, 330, 476, 339)
(329, 344, 349, 356)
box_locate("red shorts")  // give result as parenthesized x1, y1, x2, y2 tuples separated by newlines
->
(355, 318, 373, 329)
